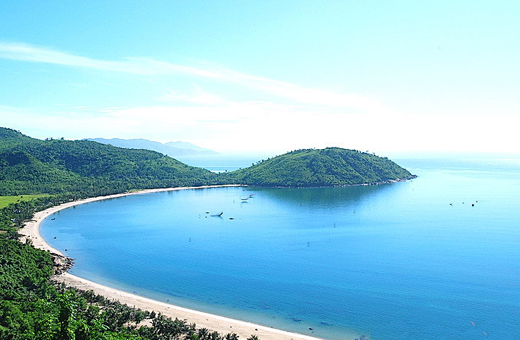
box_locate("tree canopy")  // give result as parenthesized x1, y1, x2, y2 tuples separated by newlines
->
(224, 147, 414, 187)
(0, 127, 414, 194)
(0, 128, 218, 196)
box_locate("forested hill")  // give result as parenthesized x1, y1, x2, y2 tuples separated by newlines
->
(225, 147, 415, 187)
(0, 127, 414, 194)
(0, 127, 217, 196)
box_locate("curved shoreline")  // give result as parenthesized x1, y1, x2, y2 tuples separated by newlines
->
(19, 185, 327, 340)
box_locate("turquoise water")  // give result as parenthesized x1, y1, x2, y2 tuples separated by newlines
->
(41, 158, 520, 340)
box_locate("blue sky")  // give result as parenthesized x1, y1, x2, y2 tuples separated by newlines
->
(1, 1, 519, 155)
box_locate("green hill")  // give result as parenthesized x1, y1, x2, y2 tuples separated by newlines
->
(0, 128, 414, 195)
(225, 147, 415, 187)
(0, 127, 217, 196)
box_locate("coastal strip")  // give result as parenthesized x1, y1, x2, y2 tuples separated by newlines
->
(18, 185, 326, 340)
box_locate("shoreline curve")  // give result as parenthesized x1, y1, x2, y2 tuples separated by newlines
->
(18, 185, 328, 340)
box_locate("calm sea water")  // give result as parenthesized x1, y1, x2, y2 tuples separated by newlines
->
(41, 157, 520, 340)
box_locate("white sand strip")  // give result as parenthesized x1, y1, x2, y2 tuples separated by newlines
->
(19, 186, 327, 340)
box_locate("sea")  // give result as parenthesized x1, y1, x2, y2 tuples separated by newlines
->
(40, 155, 520, 340)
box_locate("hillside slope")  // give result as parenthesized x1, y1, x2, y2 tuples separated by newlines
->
(1, 128, 414, 194)
(0, 128, 217, 195)
(226, 147, 415, 187)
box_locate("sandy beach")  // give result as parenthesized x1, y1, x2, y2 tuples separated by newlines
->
(18, 186, 325, 340)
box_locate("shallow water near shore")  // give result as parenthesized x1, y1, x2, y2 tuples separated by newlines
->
(41, 158, 520, 340)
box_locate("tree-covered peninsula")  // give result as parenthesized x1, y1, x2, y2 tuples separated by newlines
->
(224, 147, 415, 187)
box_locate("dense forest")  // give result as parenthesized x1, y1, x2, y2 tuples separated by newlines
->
(0, 128, 414, 195)
(0, 127, 218, 196)
(224, 147, 414, 187)
(0, 127, 414, 339)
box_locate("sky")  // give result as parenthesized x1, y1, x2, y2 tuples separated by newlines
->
(1, 1, 519, 157)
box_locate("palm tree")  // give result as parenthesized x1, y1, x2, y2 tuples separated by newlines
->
(210, 331, 222, 340)
(225, 333, 239, 340)
(198, 328, 210, 340)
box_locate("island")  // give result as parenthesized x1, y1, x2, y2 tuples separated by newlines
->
(225, 147, 415, 187)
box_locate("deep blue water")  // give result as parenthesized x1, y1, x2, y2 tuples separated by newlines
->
(41, 158, 520, 340)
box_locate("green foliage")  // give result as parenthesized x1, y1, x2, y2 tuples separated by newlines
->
(0, 238, 54, 302)
(0, 195, 50, 209)
(225, 147, 415, 187)
(0, 127, 219, 196)
(0, 127, 414, 193)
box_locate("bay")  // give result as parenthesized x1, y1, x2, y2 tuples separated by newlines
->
(41, 157, 520, 340)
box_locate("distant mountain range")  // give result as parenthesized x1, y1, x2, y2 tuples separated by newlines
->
(86, 138, 218, 158)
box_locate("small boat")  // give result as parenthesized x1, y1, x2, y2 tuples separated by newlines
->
(211, 212, 223, 217)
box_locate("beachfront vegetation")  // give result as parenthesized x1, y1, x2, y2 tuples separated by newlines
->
(0, 202, 259, 340)
(224, 147, 414, 187)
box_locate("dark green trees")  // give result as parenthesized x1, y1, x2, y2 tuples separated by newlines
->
(225, 147, 414, 187)
(0, 127, 218, 196)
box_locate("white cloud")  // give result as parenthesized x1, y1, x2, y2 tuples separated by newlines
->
(2, 102, 520, 155)
(157, 88, 227, 106)
(215, 68, 389, 113)
(0, 41, 385, 113)
(3, 42, 518, 156)
(0, 42, 221, 77)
